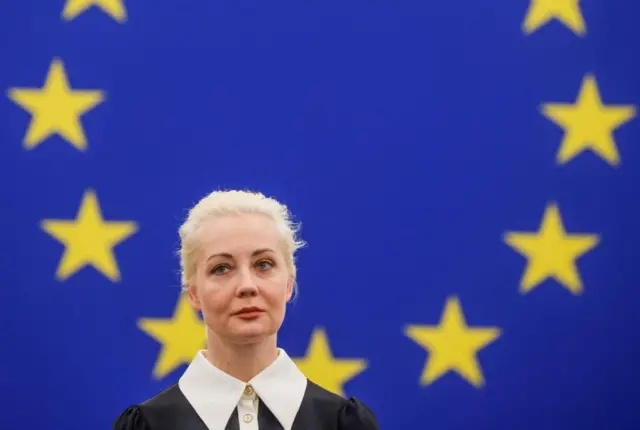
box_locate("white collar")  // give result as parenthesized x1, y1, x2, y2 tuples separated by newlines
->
(178, 348, 307, 430)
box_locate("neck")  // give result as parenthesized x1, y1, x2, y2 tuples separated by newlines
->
(203, 331, 279, 382)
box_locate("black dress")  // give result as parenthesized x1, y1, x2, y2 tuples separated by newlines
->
(112, 379, 379, 430)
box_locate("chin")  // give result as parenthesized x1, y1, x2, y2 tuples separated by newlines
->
(231, 323, 272, 342)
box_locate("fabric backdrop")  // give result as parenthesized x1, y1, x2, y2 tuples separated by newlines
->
(1, 0, 639, 429)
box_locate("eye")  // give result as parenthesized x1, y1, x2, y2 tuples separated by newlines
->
(210, 264, 229, 275)
(255, 260, 274, 271)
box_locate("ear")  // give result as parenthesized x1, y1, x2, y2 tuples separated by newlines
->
(285, 276, 294, 302)
(187, 282, 202, 311)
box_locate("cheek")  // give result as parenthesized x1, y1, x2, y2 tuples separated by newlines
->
(199, 283, 232, 316)
(264, 282, 289, 312)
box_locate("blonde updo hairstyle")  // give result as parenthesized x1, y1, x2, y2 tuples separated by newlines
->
(178, 189, 306, 298)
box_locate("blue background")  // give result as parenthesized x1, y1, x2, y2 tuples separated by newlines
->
(1, 0, 639, 429)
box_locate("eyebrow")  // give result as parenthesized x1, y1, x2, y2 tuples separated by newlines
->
(206, 248, 275, 261)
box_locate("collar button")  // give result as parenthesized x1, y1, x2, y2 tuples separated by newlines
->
(244, 385, 254, 396)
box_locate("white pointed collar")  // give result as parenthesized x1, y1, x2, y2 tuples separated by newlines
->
(179, 348, 307, 430)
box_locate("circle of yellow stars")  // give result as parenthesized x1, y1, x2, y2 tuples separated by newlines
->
(6, 0, 637, 405)
(6, 2, 137, 284)
(137, 292, 504, 394)
(513, 0, 636, 298)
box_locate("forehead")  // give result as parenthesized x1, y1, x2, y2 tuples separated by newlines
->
(198, 213, 282, 256)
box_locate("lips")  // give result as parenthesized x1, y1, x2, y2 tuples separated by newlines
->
(233, 306, 265, 318)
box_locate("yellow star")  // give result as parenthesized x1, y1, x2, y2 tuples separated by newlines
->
(138, 294, 207, 379)
(7, 58, 105, 151)
(522, 0, 586, 35)
(293, 327, 367, 397)
(40, 189, 138, 282)
(62, 0, 127, 22)
(504, 203, 599, 295)
(404, 296, 500, 388)
(541, 74, 636, 166)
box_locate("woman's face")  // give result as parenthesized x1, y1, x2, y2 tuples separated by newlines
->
(188, 213, 293, 345)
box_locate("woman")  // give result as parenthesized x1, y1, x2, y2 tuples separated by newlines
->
(112, 189, 379, 430)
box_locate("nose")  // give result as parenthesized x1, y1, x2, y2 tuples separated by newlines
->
(235, 267, 258, 297)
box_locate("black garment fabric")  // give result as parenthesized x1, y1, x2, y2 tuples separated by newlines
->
(112, 380, 379, 430)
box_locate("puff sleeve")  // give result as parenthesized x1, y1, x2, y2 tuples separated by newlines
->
(112, 406, 152, 430)
(338, 397, 380, 430)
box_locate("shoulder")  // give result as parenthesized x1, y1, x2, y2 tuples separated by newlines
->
(304, 381, 379, 430)
(112, 406, 148, 430)
(111, 384, 184, 430)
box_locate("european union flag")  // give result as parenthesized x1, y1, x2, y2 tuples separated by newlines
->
(1, 0, 639, 429)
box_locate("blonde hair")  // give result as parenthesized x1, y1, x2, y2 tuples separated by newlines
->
(178, 189, 306, 296)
